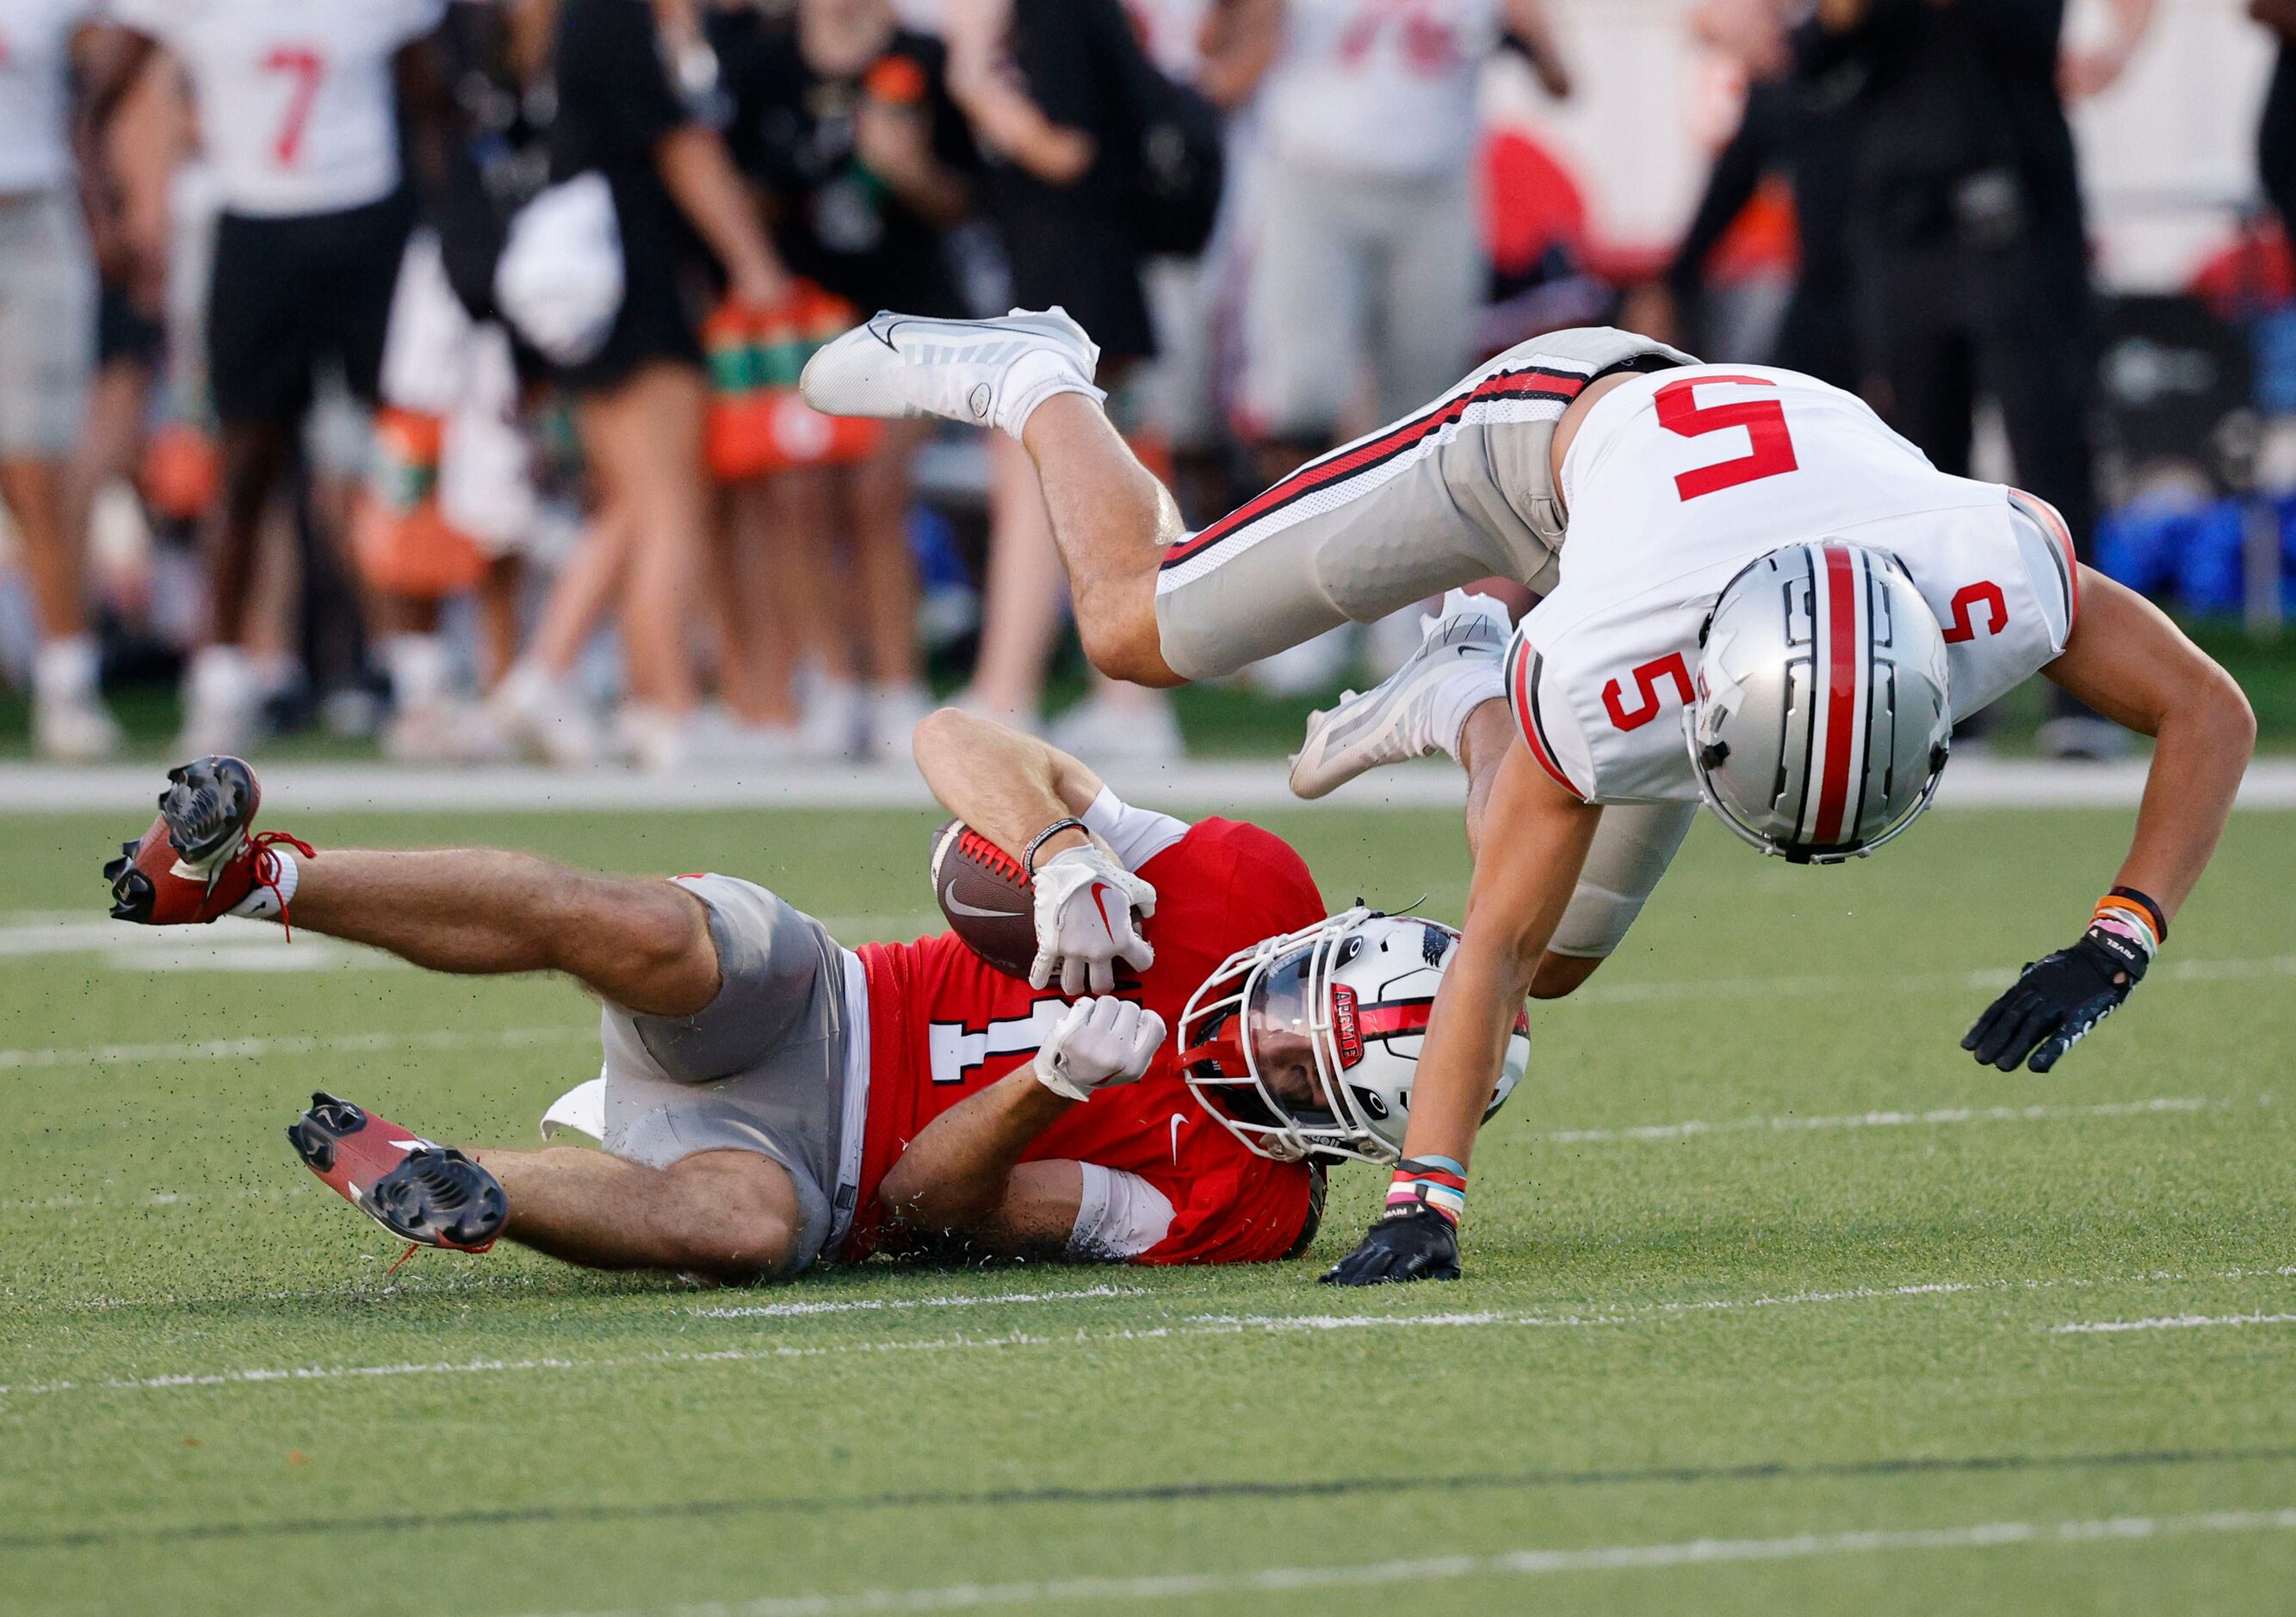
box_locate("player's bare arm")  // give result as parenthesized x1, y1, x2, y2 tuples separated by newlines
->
(912, 707, 1159, 994)
(878, 1000, 1166, 1259)
(1316, 745, 1601, 1283)
(1962, 567, 2256, 1073)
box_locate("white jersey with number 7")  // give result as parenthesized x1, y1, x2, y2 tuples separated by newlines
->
(1507, 366, 2081, 806)
(113, 0, 445, 217)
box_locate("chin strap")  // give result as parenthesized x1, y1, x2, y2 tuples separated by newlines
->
(1386, 1154, 1469, 1226)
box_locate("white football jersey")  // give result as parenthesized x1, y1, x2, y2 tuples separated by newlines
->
(113, 0, 445, 215)
(0, 0, 102, 192)
(1510, 366, 2079, 805)
(1260, 0, 1500, 178)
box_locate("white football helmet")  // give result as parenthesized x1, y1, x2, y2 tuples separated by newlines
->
(1178, 908, 1528, 1165)
(1687, 541, 1953, 864)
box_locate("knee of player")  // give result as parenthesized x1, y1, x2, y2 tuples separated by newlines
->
(1528, 951, 1604, 1000)
(1075, 606, 1183, 689)
(667, 1162, 797, 1280)
(621, 881, 718, 978)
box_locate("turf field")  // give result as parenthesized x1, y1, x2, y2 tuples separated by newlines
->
(2, 801, 2293, 1615)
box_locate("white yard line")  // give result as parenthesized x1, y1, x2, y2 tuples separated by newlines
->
(9, 1263, 2289, 1402)
(690, 1286, 1148, 1320)
(2051, 1312, 2296, 1335)
(1540, 1095, 2235, 1146)
(0, 1024, 593, 1073)
(523, 1507, 2296, 1616)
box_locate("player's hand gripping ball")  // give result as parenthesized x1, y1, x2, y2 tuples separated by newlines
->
(1028, 845, 1156, 995)
(1033, 996, 1167, 1102)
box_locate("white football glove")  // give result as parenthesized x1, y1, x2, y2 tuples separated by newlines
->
(1033, 996, 1167, 1102)
(1029, 844, 1157, 994)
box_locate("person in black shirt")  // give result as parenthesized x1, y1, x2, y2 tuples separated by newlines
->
(703, 0, 975, 762)
(1806, 0, 2117, 756)
(715, 0, 975, 319)
(945, 0, 1156, 364)
(1647, 63, 1862, 390)
(492, 0, 790, 770)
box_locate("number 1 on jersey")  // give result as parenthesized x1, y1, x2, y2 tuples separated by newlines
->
(1655, 375, 1798, 500)
(263, 47, 326, 169)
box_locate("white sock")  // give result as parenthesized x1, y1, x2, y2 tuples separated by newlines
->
(34, 635, 100, 703)
(1431, 661, 1508, 765)
(996, 350, 1106, 440)
(382, 633, 452, 710)
(229, 843, 300, 922)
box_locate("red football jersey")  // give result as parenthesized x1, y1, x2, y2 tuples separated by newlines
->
(844, 818, 1327, 1265)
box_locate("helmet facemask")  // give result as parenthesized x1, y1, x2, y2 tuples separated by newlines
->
(1179, 908, 1527, 1165)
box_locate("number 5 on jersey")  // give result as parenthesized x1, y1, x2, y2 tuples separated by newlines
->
(1655, 375, 1798, 500)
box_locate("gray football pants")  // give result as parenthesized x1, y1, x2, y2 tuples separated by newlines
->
(1150, 326, 1695, 683)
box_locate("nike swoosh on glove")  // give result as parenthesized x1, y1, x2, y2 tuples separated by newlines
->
(1029, 845, 1157, 995)
(1963, 928, 2147, 1074)
(1318, 1205, 1461, 1286)
(1034, 996, 1167, 1102)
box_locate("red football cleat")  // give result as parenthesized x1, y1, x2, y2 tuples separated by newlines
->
(105, 756, 309, 926)
(288, 1092, 507, 1253)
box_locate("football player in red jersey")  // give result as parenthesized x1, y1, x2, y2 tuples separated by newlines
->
(102, 713, 1523, 1283)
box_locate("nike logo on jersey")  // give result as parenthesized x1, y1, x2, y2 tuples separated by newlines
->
(941, 881, 1021, 920)
(1170, 1113, 1187, 1162)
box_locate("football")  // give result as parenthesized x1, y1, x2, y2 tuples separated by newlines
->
(929, 819, 1038, 979)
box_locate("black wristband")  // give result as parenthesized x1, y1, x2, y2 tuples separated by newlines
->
(1022, 818, 1091, 877)
(2107, 885, 2168, 944)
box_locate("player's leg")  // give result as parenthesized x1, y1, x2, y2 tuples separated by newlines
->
(470, 1146, 802, 1281)
(288, 848, 721, 1018)
(806, 313, 1693, 687)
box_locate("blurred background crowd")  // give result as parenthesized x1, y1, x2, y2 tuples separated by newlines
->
(2, 0, 2293, 770)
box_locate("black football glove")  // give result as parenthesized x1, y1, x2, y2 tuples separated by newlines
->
(1964, 926, 2149, 1074)
(1318, 1205, 1461, 1286)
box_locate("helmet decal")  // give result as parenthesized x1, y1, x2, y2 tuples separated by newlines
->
(1330, 982, 1363, 1069)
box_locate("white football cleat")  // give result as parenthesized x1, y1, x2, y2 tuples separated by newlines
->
(800, 307, 1103, 435)
(1288, 592, 1512, 800)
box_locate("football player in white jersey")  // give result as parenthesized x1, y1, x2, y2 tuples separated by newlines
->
(91, 0, 453, 754)
(798, 309, 2257, 1286)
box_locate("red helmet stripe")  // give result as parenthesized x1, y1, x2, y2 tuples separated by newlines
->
(1352, 1001, 1435, 1040)
(1810, 544, 1862, 847)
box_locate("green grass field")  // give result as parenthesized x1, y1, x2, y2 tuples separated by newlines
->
(3, 802, 2293, 1615)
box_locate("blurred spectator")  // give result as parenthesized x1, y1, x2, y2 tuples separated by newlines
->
(942, 0, 1179, 756)
(1808, 0, 2144, 757)
(1635, 0, 1862, 387)
(2256, 1, 2296, 248)
(0, 6, 121, 758)
(65, 44, 183, 700)
(1202, 0, 1564, 696)
(1222, 0, 1568, 478)
(101, 0, 453, 756)
(489, 0, 788, 771)
(713, 0, 973, 762)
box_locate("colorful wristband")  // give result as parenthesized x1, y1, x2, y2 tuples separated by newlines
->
(2091, 887, 2164, 960)
(1388, 1156, 1469, 1226)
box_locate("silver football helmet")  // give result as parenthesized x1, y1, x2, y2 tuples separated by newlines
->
(1686, 541, 1953, 864)
(1177, 908, 1527, 1165)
